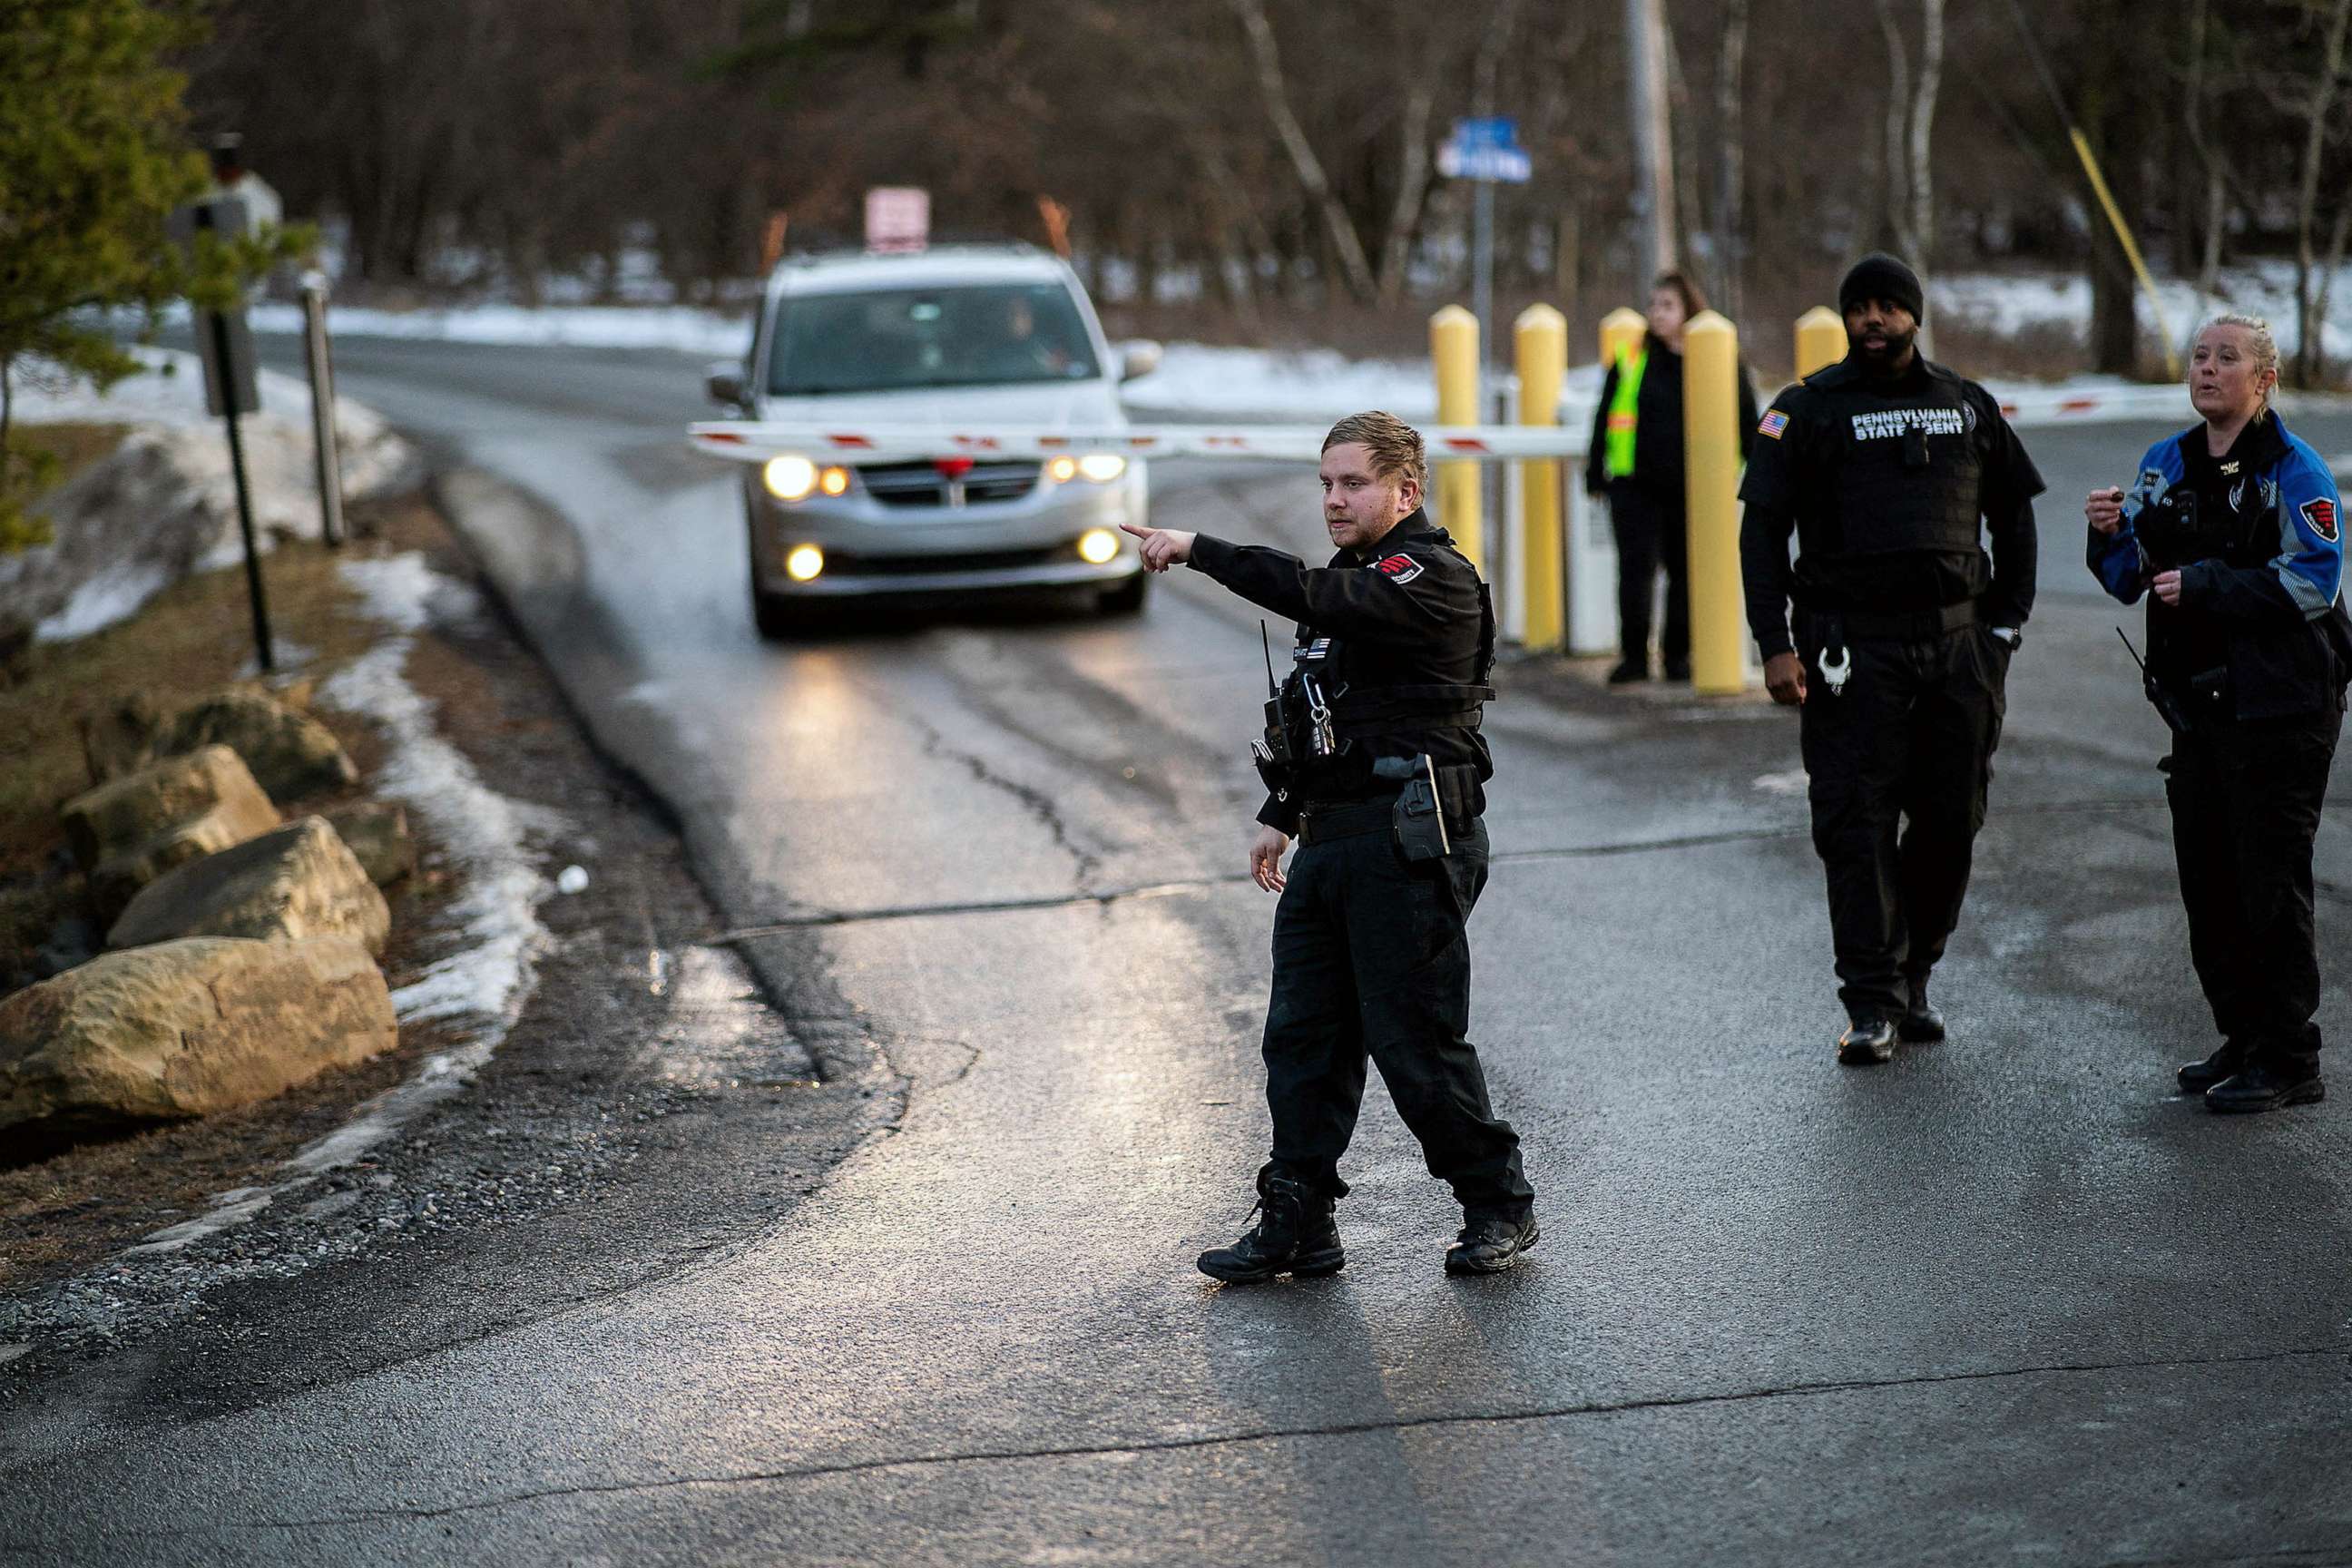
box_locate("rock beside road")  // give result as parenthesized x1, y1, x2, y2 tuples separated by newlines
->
(324, 800, 415, 887)
(152, 688, 358, 803)
(80, 686, 358, 804)
(58, 745, 283, 912)
(106, 817, 390, 956)
(0, 936, 397, 1156)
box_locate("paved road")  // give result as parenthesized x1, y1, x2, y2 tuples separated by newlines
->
(8, 336, 2352, 1564)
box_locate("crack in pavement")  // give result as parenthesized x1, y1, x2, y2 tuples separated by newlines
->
(691, 797, 2199, 936)
(898, 706, 1105, 888)
(53, 1339, 2347, 1544)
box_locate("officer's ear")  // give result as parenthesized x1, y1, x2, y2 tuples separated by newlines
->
(1397, 472, 1423, 514)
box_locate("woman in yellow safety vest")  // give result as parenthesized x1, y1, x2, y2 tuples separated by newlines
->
(1585, 270, 1758, 683)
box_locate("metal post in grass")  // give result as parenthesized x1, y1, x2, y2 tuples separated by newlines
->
(301, 273, 345, 548)
(181, 195, 273, 673)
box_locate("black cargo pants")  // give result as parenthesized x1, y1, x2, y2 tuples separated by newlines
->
(1259, 813, 1534, 1220)
(2163, 706, 2342, 1063)
(1798, 619, 2010, 1024)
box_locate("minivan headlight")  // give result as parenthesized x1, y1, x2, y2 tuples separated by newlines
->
(1077, 454, 1128, 483)
(763, 455, 818, 501)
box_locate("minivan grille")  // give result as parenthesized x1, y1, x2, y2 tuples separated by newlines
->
(860, 459, 1041, 509)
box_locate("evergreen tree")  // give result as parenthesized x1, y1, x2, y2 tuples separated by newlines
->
(0, 0, 298, 550)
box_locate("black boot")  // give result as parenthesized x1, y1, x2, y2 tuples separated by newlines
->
(1446, 1211, 1540, 1275)
(2177, 1039, 2250, 1095)
(1198, 1172, 1344, 1283)
(1837, 1016, 1896, 1065)
(1607, 656, 1650, 685)
(1899, 975, 1945, 1044)
(2206, 1057, 2325, 1114)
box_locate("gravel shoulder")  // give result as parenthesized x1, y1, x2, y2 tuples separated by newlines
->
(0, 483, 897, 1442)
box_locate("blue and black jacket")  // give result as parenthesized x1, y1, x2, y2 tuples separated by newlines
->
(2089, 413, 2349, 721)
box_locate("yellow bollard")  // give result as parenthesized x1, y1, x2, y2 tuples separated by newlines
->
(1514, 304, 1568, 650)
(1429, 305, 1482, 568)
(1682, 310, 1745, 695)
(1793, 306, 1847, 380)
(1598, 307, 1646, 372)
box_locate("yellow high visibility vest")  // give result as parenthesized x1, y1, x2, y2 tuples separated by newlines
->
(1604, 347, 1647, 480)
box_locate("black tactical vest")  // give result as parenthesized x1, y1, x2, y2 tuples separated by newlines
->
(1803, 364, 1984, 556)
(1278, 579, 1497, 794)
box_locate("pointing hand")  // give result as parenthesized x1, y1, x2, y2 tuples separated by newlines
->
(1121, 524, 1196, 572)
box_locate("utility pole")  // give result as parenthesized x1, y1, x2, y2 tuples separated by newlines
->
(1625, 0, 1677, 282)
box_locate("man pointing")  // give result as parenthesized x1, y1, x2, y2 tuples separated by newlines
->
(1122, 410, 1537, 1280)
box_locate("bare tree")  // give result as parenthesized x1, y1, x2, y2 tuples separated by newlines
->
(2180, 0, 2230, 299)
(1228, 0, 1378, 300)
(2288, 0, 2352, 384)
(1714, 0, 1749, 321)
(1872, 0, 1943, 265)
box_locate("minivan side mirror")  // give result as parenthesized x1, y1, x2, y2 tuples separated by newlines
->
(706, 363, 749, 407)
(1119, 340, 1164, 382)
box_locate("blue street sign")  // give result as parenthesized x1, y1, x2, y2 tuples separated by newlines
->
(1438, 116, 1532, 183)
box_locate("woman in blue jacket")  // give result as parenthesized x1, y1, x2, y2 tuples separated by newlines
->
(2086, 314, 2350, 1112)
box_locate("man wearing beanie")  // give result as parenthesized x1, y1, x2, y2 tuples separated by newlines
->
(1737, 252, 2044, 1064)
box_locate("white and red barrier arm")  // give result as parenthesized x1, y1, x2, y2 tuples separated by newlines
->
(687, 421, 1594, 465)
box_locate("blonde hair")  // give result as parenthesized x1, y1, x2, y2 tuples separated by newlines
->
(1322, 410, 1429, 497)
(2195, 313, 2280, 422)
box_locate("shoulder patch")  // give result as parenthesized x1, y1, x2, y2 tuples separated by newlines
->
(1759, 409, 1790, 440)
(1374, 553, 1425, 583)
(2301, 496, 2338, 543)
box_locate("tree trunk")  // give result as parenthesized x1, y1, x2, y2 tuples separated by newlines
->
(1906, 0, 1943, 269)
(1376, 82, 1437, 309)
(1714, 0, 1749, 323)
(1227, 0, 1378, 302)
(2083, 83, 2139, 375)
(2291, 0, 2352, 386)
(1662, 20, 1705, 290)
(1873, 0, 1913, 253)
(2306, 199, 2352, 385)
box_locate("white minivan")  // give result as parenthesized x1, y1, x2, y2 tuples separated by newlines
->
(707, 245, 1161, 636)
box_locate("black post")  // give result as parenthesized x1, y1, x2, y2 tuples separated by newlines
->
(211, 303, 273, 673)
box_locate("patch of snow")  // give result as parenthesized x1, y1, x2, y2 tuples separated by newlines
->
(1931, 260, 2352, 363)
(117, 551, 563, 1259)
(4, 348, 419, 643)
(32, 559, 172, 642)
(245, 300, 752, 358)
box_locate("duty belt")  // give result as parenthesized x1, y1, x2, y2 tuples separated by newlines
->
(1808, 598, 1978, 642)
(1296, 800, 1396, 846)
(1296, 763, 1485, 845)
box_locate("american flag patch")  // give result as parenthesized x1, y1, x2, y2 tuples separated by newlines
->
(1759, 410, 1790, 440)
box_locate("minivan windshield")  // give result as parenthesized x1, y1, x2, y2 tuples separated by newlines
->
(767, 282, 1102, 396)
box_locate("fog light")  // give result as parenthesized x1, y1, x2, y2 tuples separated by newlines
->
(1047, 456, 1079, 483)
(1077, 528, 1120, 565)
(763, 455, 818, 501)
(785, 544, 826, 582)
(1078, 454, 1128, 483)
(818, 465, 850, 496)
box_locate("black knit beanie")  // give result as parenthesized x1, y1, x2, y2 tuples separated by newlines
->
(1838, 252, 1926, 323)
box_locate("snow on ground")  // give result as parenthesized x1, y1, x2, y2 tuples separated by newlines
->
(1933, 260, 2352, 364)
(124, 553, 563, 1259)
(4, 348, 418, 642)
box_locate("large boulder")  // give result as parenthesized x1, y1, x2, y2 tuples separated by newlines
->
(149, 687, 358, 803)
(0, 936, 397, 1157)
(58, 744, 282, 912)
(107, 816, 390, 956)
(324, 800, 415, 887)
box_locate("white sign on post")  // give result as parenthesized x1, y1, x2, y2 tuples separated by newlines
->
(865, 187, 930, 253)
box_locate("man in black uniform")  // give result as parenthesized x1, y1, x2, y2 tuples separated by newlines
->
(1739, 254, 2044, 1064)
(1121, 411, 1537, 1279)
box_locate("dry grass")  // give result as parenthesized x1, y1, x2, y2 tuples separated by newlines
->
(0, 489, 481, 1289)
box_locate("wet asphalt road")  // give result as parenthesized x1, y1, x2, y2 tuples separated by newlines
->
(8, 336, 2352, 1564)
